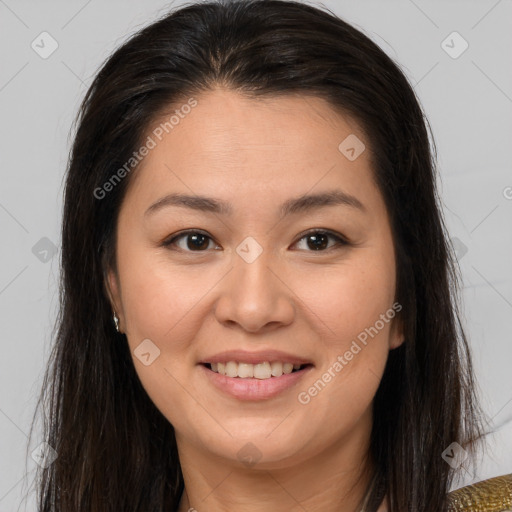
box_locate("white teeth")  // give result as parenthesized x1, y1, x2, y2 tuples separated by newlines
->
(225, 361, 238, 378)
(283, 363, 293, 374)
(208, 361, 306, 379)
(238, 363, 254, 378)
(270, 361, 283, 376)
(253, 362, 272, 379)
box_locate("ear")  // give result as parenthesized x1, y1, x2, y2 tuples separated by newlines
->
(388, 312, 405, 350)
(104, 268, 124, 332)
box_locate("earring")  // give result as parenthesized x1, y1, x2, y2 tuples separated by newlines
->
(113, 311, 120, 332)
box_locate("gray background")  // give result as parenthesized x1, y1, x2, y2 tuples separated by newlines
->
(1, 0, 511, 509)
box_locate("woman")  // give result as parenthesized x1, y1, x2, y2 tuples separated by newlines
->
(30, 0, 511, 510)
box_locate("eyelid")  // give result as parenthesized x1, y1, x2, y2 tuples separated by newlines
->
(295, 228, 349, 246)
(161, 229, 217, 250)
(162, 228, 349, 252)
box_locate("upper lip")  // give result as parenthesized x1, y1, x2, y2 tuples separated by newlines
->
(199, 349, 313, 366)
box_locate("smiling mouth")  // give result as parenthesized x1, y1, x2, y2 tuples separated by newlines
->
(202, 361, 313, 379)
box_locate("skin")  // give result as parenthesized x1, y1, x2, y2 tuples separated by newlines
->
(106, 87, 403, 512)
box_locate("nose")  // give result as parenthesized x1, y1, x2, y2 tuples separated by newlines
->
(213, 241, 295, 333)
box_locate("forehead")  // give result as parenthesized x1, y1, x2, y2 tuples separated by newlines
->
(123, 87, 377, 211)
(150, 87, 367, 158)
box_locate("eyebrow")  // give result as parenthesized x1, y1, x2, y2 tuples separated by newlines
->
(145, 190, 366, 218)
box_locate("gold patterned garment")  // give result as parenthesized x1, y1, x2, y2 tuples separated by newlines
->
(447, 473, 512, 511)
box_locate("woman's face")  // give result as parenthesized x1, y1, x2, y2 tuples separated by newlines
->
(107, 87, 403, 470)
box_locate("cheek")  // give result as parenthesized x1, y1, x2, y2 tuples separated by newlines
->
(293, 247, 396, 414)
(116, 247, 207, 428)
(118, 245, 206, 344)
(293, 248, 396, 345)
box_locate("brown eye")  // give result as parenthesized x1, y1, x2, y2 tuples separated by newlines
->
(293, 230, 348, 252)
(163, 230, 218, 252)
(162, 229, 348, 253)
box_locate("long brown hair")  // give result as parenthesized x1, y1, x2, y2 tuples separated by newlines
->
(30, 1, 484, 510)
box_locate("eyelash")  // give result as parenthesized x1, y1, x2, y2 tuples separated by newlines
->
(161, 229, 349, 253)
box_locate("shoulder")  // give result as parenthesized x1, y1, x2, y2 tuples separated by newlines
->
(447, 473, 512, 511)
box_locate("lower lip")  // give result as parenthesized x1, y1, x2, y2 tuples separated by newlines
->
(199, 364, 314, 401)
